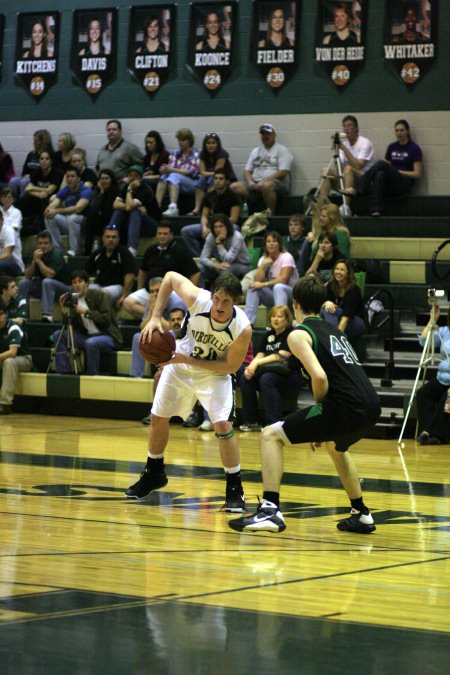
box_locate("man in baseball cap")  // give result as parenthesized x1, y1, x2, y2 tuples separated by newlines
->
(231, 124, 293, 213)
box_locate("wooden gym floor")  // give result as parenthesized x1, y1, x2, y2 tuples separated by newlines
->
(0, 414, 449, 674)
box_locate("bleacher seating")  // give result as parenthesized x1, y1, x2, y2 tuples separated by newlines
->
(12, 194, 450, 438)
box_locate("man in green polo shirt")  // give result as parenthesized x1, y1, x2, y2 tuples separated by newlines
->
(0, 276, 28, 326)
(0, 301, 33, 414)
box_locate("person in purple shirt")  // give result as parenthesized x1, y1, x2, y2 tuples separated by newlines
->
(44, 167, 93, 256)
(342, 119, 423, 216)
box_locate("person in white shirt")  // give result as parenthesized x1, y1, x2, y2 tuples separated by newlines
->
(231, 124, 293, 213)
(0, 188, 22, 235)
(319, 115, 375, 217)
(0, 210, 24, 276)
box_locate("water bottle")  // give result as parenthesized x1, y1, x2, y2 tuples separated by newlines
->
(241, 201, 249, 218)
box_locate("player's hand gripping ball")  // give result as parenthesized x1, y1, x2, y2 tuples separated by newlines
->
(139, 329, 175, 364)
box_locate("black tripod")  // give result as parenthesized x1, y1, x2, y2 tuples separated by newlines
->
(306, 140, 345, 216)
(49, 310, 82, 374)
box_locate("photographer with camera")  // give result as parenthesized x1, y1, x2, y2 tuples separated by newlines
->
(319, 115, 375, 217)
(415, 301, 450, 446)
(53, 270, 122, 376)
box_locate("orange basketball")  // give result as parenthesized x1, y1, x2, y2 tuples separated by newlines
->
(139, 330, 175, 364)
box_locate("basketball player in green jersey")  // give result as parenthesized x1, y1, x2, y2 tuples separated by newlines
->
(230, 274, 381, 534)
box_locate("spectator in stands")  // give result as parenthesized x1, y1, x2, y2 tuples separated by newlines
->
(0, 188, 22, 236)
(284, 213, 307, 274)
(199, 213, 250, 289)
(19, 230, 70, 323)
(142, 131, 170, 187)
(67, 148, 97, 189)
(83, 169, 118, 254)
(181, 168, 241, 257)
(130, 277, 170, 379)
(96, 119, 144, 184)
(321, 260, 366, 341)
(299, 202, 350, 275)
(341, 119, 423, 216)
(53, 270, 122, 376)
(123, 222, 198, 318)
(0, 210, 24, 277)
(18, 151, 62, 235)
(0, 301, 32, 414)
(53, 133, 77, 176)
(85, 223, 136, 309)
(305, 231, 345, 281)
(0, 144, 16, 193)
(44, 167, 92, 257)
(319, 115, 375, 217)
(0, 277, 28, 326)
(244, 230, 298, 325)
(416, 306, 450, 446)
(110, 164, 158, 257)
(156, 128, 200, 217)
(191, 133, 237, 216)
(231, 124, 293, 214)
(9, 129, 54, 198)
(238, 305, 303, 431)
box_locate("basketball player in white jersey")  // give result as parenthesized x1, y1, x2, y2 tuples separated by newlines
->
(125, 271, 252, 512)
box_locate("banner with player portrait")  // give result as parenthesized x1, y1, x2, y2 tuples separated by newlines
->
(0, 15, 4, 83)
(251, 0, 299, 90)
(314, 0, 367, 90)
(187, 3, 236, 93)
(71, 9, 117, 99)
(383, 0, 437, 88)
(14, 12, 60, 101)
(128, 5, 175, 97)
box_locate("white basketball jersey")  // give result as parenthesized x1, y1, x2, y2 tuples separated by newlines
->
(177, 289, 250, 362)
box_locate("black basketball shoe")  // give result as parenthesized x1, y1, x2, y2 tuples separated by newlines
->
(125, 469, 168, 499)
(223, 482, 245, 513)
(228, 500, 286, 532)
(337, 509, 376, 534)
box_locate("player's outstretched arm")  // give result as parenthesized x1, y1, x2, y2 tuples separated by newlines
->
(288, 330, 328, 402)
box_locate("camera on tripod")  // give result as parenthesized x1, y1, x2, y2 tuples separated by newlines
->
(62, 292, 80, 308)
(331, 132, 347, 145)
(427, 288, 447, 306)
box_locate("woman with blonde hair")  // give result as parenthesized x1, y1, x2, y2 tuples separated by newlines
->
(299, 201, 351, 275)
(54, 132, 77, 175)
(238, 304, 304, 430)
